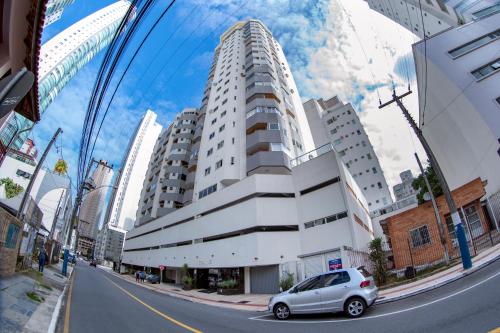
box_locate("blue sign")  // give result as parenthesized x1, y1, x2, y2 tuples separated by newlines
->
(328, 258, 342, 271)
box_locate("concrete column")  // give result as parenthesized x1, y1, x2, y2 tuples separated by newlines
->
(175, 269, 182, 284)
(244, 267, 251, 294)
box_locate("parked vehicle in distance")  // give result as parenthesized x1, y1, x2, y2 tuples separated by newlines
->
(146, 274, 160, 284)
(268, 267, 378, 320)
(89, 259, 97, 267)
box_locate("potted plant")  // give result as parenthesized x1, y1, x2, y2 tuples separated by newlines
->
(181, 263, 192, 290)
(279, 272, 294, 292)
(217, 279, 240, 295)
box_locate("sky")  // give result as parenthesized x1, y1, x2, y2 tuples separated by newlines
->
(32, 0, 426, 199)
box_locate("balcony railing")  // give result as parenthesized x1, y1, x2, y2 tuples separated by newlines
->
(290, 143, 333, 168)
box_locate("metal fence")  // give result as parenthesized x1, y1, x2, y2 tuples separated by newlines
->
(383, 229, 500, 281)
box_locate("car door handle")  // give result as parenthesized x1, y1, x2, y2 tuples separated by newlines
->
(343, 285, 349, 288)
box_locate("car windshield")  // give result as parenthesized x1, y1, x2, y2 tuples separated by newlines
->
(357, 266, 372, 278)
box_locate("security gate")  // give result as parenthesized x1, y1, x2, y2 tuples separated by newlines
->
(250, 265, 279, 294)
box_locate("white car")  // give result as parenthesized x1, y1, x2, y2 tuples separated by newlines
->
(268, 267, 378, 319)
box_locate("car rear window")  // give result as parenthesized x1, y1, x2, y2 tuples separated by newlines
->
(357, 266, 372, 278)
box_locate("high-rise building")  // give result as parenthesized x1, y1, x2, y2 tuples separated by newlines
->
(105, 110, 162, 231)
(77, 160, 113, 256)
(43, 0, 75, 27)
(364, 0, 500, 39)
(393, 169, 417, 201)
(121, 20, 376, 294)
(95, 224, 125, 269)
(413, 12, 500, 220)
(1, 0, 130, 150)
(303, 96, 392, 211)
(135, 108, 198, 226)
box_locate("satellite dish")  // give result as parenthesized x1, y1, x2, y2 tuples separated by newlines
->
(0, 68, 35, 118)
(423, 192, 432, 201)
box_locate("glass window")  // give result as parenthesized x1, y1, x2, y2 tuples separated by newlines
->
(410, 225, 431, 247)
(324, 271, 350, 286)
(471, 57, 500, 80)
(296, 276, 322, 292)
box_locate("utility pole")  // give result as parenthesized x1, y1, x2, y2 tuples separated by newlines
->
(380, 89, 472, 269)
(415, 153, 449, 265)
(17, 128, 62, 219)
(62, 158, 97, 276)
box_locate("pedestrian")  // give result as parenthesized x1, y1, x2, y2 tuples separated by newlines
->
(135, 271, 139, 283)
(140, 270, 146, 283)
(38, 248, 47, 273)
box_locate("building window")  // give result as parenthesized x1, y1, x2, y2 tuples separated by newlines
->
(409, 225, 431, 247)
(231, 156, 235, 165)
(16, 169, 32, 179)
(471, 57, 500, 80)
(372, 167, 377, 174)
(219, 124, 225, 132)
(209, 132, 215, 139)
(205, 167, 211, 176)
(448, 28, 500, 58)
(215, 159, 223, 169)
(198, 183, 217, 199)
(268, 123, 280, 130)
(207, 148, 213, 156)
(211, 118, 217, 125)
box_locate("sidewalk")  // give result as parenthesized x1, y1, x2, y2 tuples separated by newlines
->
(107, 242, 500, 312)
(0, 261, 73, 333)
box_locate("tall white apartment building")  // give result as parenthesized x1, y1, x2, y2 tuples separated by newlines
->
(105, 110, 162, 231)
(364, 0, 500, 38)
(78, 160, 113, 256)
(135, 108, 198, 226)
(393, 169, 417, 201)
(44, 0, 75, 27)
(413, 12, 500, 222)
(193, 19, 314, 201)
(303, 96, 392, 211)
(122, 20, 375, 294)
(1, 0, 130, 150)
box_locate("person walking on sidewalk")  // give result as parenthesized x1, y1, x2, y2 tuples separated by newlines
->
(135, 271, 140, 283)
(140, 271, 146, 283)
(38, 248, 47, 273)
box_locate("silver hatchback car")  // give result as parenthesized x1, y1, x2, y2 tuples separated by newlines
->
(268, 267, 378, 319)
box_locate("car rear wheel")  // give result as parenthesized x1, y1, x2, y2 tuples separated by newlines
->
(273, 303, 290, 320)
(344, 297, 366, 318)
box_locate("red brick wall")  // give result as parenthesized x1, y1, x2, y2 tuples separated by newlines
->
(385, 178, 488, 269)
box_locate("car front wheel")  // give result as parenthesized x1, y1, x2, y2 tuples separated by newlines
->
(273, 303, 290, 320)
(344, 297, 366, 318)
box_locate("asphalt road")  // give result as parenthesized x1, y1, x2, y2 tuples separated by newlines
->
(64, 258, 500, 333)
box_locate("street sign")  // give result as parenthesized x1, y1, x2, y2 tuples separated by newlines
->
(0, 68, 35, 118)
(328, 258, 342, 271)
(159, 265, 165, 271)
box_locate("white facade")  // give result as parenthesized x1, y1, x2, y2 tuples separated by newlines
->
(364, 0, 500, 39)
(78, 160, 114, 241)
(106, 110, 162, 231)
(303, 96, 392, 211)
(123, 147, 375, 292)
(413, 12, 500, 198)
(43, 0, 76, 27)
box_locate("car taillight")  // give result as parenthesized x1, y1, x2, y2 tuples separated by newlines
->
(360, 280, 370, 288)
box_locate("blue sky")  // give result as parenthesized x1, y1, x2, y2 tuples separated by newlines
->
(33, 0, 424, 193)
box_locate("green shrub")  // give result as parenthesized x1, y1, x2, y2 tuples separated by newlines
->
(279, 272, 294, 291)
(369, 237, 387, 285)
(218, 279, 237, 289)
(0, 178, 24, 199)
(182, 275, 193, 287)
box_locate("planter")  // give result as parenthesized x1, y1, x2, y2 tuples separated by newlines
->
(182, 285, 192, 291)
(217, 288, 241, 295)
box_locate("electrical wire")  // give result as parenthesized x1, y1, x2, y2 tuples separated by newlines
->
(417, 0, 429, 126)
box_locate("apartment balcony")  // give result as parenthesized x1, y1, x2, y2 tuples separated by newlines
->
(245, 85, 280, 101)
(162, 178, 185, 188)
(163, 165, 185, 174)
(176, 122, 196, 130)
(169, 152, 190, 162)
(138, 214, 155, 226)
(246, 112, 280, 134)
(193, 126, 203, 140)
(159, 192, 183, 203)
(174, 131, 194, 139)
(246, 74, 274, 87)
(245, 63, 274, 77)
(245, 98, 281, 113)
(171, 142, 190, 150)
(246, 150, 291, 175)
(180, 113, 198, 121)
(246, 130, 283, 154)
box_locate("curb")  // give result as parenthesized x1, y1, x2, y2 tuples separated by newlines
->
(375, 253, 500, 304)
(48, 265, 75, 333)
(102, 269, 269, 311)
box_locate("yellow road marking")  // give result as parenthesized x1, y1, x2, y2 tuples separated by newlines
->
(488, 328, 500, 333)
(63, 270, 75, 333)
(104, 275, 202, 333)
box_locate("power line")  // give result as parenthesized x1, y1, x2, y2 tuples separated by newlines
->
(417, 0, 429, 126)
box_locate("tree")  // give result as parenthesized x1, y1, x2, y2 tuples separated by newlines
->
(412, 161, 443, 204)
(368, 237, 387, 286)
(0, 178, 24, 199)
(54, 159, 68, 175)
